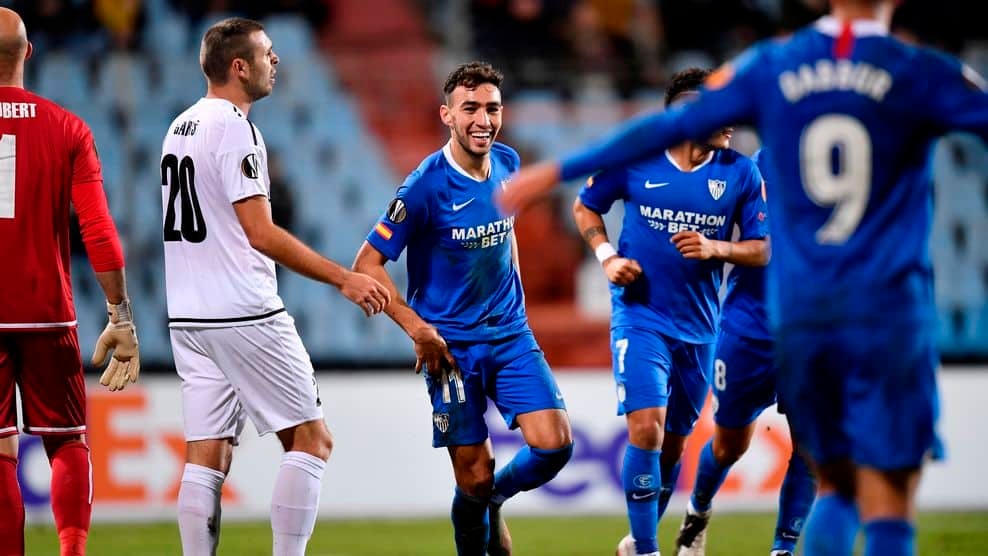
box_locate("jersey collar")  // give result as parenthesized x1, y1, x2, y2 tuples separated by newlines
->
(443, 141, 490, 182)
(664, 149, 714, 173)
(814, 16, 889, 37)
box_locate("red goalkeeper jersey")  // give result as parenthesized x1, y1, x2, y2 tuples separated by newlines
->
(0, 86, 121, 330)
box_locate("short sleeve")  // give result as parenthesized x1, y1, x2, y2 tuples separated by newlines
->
(921, 52, 988, 141)
(71, 118, 103, 187)
(578, 166, 627, 215)
(735, 159, 768, 241)
(366, 170, 431, 261)
(216, 119, 268, 203)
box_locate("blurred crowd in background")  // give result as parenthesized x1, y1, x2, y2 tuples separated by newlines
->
(3, 0, 987, 366)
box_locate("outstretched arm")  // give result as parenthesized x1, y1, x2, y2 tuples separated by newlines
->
(352, 241, 456, 376)
(234, 195, 390, 316)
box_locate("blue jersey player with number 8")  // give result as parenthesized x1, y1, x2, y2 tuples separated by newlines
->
(500, 1, 988, 554)
(673, 149, 816, 556)
(353, 62, 573, 556)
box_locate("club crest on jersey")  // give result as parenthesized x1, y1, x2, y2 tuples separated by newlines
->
(241, 153, 260, 179)
(708, 179, 727, 200)
(433, 412, 449, 433)
(387, 198, 407, 223)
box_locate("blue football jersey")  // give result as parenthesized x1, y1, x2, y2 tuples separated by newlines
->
(561, 16, 988, 330)
(719, 149, 771, 341)
(579, 148, 767, 344)
(367, 142, 528, 342)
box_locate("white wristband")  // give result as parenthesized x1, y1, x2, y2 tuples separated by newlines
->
(594, 242, 618, 263)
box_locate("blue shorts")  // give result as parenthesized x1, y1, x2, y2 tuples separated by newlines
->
(425, 330, 566, 448)
(712, 329, 777, 428)
(611, 327, 714, 436)
(775, 322, 941, 470)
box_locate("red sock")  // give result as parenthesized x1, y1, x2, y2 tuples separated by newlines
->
(0, 453, 25, 556)
(49, 442, 92, 556)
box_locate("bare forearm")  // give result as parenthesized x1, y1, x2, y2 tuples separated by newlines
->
(252, 225, 348, 288)
(94, 269, 128, 304)
(573, 199, 611, 250)
(354, 260, 430, 337)
(713, 239, 769, 266)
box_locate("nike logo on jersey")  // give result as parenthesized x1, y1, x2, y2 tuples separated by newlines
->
(644, 181, 670, 189)
(452, 198, 475, 211)
(630, 492, 656, 500)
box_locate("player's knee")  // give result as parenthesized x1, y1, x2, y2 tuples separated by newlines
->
(817, 459, 856, 499)
(627, 419, 662, 450)
(41, 435, 86, 461)
(455, 459, 495, 497)
(711, 432, 750, 465)
(529, 443, 574, 482)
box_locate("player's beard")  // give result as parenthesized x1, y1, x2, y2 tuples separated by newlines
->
(243, 72, 273, 102)
(454, 126, 497, 159)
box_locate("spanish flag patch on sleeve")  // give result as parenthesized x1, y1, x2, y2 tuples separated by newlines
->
(375, 222, 393, 240)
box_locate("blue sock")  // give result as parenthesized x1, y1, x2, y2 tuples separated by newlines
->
(492, 443, 573, 503)
(802, 493, 858, 556)
(451, 487, 490, 555)
(623, 445, 660, 554)
(864, 519, 915, 556)
(690, 441, 731, 513)
(772, 452, 816, 553)
(657, 458, 681, 521)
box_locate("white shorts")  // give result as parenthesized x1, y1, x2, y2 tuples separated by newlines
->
(170, 313, 324, 442)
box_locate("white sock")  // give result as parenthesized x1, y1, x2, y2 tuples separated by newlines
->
(177, 463, 225, 556)
(271, 451, 326, 556)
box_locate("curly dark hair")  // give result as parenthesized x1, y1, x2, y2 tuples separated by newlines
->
(443, 61, 504, 100)
(664, 67, 713, 107)
(200, 17, 265, 85)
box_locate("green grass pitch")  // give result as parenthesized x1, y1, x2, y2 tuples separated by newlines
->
(25, 511, 988, 555)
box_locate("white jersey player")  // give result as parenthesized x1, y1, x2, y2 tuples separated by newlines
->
(162, 18, 390, 556)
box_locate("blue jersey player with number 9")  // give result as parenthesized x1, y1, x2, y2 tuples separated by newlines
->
(499, 1, 988, 554)
(353, 62, 573, 556)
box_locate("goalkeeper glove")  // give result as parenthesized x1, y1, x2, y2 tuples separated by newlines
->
(93, 299, 140, 392)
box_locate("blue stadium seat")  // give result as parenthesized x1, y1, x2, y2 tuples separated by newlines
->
(262, 14, 315, 60)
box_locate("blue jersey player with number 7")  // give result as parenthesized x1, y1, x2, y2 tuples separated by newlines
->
(499, 1, 988, 555)
(353, 62, 573, 556)
(572, 68, 770, 556)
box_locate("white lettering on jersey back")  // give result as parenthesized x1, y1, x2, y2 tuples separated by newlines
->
(161, 98, 285, 327)
(778, 59, 893, 103)
(0, 102, 37, 119)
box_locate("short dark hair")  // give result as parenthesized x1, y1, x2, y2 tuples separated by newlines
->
(443, 61, 503, 100)
(664, 67, 712, 107)
(200, 17, 265, 84)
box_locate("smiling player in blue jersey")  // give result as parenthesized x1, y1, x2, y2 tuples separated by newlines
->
(500, 1, 988, 554)
(673, 149, 816, 556)
(353, 62, 573, 556)
(572, 68, 770, 556)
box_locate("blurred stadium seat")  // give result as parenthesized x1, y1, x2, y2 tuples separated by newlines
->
(23, 1, 987, 366)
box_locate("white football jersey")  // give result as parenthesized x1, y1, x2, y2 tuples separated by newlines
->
(161, 97, 285, 327)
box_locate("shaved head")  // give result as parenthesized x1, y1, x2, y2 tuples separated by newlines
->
(0, 7, 29, 85)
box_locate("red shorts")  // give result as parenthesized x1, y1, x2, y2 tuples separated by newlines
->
(0, 329, 86, 437)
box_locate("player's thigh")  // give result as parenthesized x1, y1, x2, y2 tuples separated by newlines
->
(16, 329, 87, 436)
(711, 330, 777, 429)
(846, 322, 939, 470)
(490, 331, 566, 431)
(774, 328, 850, 467)
(611, 327, 674, 416)
(198, 315, 323, 437)
(426, 341, 489, 448)
(171, 328, 246, 443)
(665, 339, 715, 436)
(0, 336, 16, 438)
